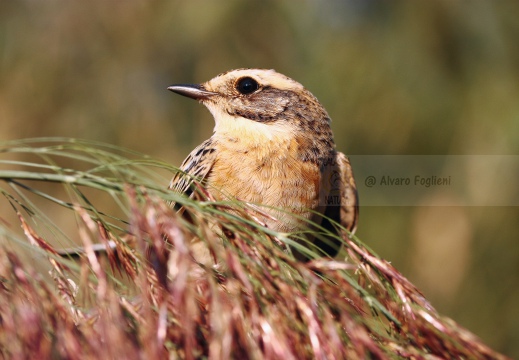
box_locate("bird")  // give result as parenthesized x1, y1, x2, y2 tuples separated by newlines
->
(167, 69, 358, 261)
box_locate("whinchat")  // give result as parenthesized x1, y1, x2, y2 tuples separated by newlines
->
(168, 69, 358, 260)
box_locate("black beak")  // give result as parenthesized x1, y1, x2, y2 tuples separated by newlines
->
(167, 84, 217, 100)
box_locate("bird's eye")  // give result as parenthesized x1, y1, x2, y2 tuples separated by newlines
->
(236, 77, 259, 95)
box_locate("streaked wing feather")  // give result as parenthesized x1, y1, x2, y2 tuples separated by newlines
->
(337, 152, 359, 234)
(169, 138, 217, 196)
(306, 151, 359, 259)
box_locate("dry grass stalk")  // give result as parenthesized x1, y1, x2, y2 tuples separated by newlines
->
(0, 139, 509, 359)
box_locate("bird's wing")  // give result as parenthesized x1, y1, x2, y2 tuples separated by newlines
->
(169, 138, 217, 196)
(305, 151, 359, 259)
(337, 151, 359, 235)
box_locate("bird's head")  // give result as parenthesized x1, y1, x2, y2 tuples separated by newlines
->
(168, 69, 333, 142)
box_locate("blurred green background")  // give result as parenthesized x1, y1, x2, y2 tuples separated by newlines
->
(1, 1, 518, 357)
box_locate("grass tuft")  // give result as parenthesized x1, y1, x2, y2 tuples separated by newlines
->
(0, 138, 509, 359)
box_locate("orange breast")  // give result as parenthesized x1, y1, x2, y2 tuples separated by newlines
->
(208, 138, 320, 232)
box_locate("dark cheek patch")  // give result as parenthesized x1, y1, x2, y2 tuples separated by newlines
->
(232, 108, 279, 122)
(226, 89, 293, 123)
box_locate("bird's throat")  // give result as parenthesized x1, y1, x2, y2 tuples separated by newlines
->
(209, 106, 296, 147)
